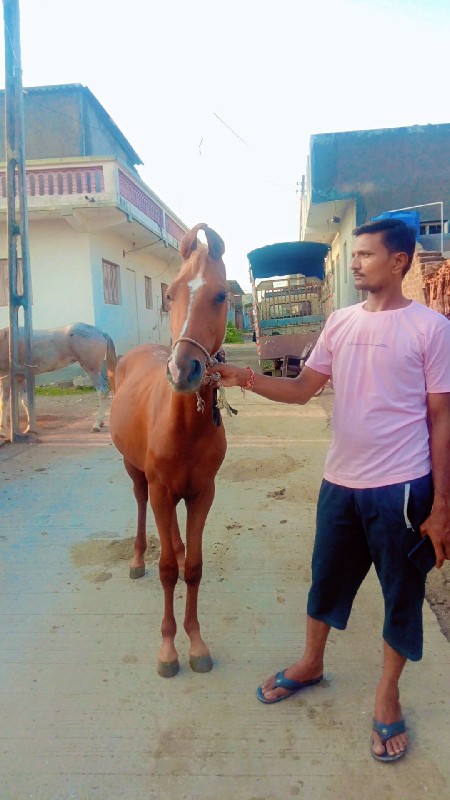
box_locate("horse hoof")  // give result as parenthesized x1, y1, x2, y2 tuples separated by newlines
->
(129, 565, 146, 579)
(189, 654, 213, 673)
(157, 659, 180, 678)
(92, 425, 101, 433)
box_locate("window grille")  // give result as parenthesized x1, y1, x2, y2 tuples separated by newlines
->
(102, 260, 121, 305)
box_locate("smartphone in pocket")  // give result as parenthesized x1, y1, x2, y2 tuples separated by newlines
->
(407, 535, 436, 574)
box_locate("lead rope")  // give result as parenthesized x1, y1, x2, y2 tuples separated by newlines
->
(171, 336, 237, 416)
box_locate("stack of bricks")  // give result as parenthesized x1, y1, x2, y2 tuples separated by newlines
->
(423, 259, 450, 318)
(403, 247, 445, 305)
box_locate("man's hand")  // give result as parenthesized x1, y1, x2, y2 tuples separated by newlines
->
(205, 363, 247, 388)
(205, 363, 330, 405)
(420, 505, 450, 569)
(425, 392, 450, 568)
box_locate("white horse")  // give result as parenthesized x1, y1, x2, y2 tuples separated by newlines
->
(0, 322, 117, 436)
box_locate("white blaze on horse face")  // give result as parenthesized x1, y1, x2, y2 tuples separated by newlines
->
(168, 273, 206, 383)
(179, 274, 206, 338)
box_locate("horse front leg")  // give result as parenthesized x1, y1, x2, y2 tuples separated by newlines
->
(87, 371, 108, 432)
(149, 482, 180, 678)
(20, 382, 31, 433)
(124, 458, 148, 579)
(171, 510, 186, 581)
(184, 481, 215, 673)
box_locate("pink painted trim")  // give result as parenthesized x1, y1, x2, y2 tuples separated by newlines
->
(118, 170, 163, 227)
(0, 166, 104, 198)
(165, 216, 185, 243)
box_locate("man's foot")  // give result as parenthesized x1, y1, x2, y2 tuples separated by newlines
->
(258, 661, 323, 703)
(371, 682, 407, 761)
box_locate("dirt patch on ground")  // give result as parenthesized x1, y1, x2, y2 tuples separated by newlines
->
(70, 534, 160, 569)
(220, 452, 299, 482)
(19, 380, 450, 646)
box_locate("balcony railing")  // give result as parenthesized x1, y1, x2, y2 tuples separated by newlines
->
(0, 160, 186, 245)
(0, 165, 105, 198)
(118, 170, 163, 227)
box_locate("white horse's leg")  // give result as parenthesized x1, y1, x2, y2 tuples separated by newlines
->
(1, 379, 30, 435)
(93, 390, 108, 432)
(20, 382, 30, 433)
(88, 372, 109, 432)
(0, 379, 8, 437)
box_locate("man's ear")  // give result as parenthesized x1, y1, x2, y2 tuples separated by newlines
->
(393, 252, 408, 274)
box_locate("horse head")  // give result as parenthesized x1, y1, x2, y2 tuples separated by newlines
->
(166, 223, 228, 393)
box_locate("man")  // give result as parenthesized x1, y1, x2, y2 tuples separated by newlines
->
(207, 219, 450, 762)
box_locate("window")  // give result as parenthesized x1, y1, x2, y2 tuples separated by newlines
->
(145, 276, 153, 310)
(102, 259, 121, 305)
(419, 220, 449, 236)
(161, 282, 170, 313)
(0, 259, 24, 306)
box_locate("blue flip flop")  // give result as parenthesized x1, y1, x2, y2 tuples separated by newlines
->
(256, 669, 323, 704)
(371, 718, 407, 762)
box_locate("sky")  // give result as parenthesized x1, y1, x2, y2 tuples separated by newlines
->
(1, 0, 450, 291)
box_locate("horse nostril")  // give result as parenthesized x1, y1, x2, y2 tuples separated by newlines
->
(188, 359, 202, 384)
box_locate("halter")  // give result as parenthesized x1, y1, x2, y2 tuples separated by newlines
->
(171, 336, 216, 366)
(170, 336, 237, 418)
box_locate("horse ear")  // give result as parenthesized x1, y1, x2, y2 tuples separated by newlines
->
(204, 227, 225, 261)
(180, 223, 207, 260)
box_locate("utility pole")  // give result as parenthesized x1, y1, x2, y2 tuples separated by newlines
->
(2, 0, 35, 441)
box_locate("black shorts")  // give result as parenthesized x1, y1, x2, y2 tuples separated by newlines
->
(307, 473, 434, 661)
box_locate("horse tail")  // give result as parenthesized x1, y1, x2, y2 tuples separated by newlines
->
(103, 332, 117, 394)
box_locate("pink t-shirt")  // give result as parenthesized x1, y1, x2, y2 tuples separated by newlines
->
(307, 301, 450, 488)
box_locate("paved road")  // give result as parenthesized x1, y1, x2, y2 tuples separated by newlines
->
(0, 345, 449, 799)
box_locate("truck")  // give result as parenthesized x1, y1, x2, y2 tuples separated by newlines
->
(248, 240, 330, 377)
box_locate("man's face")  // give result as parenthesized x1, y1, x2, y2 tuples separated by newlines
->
(351, 232, 405, 293)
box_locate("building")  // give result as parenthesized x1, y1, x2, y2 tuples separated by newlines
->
(227, 280, 245, 329)
(299, 123, 450, 313)
(0, 84, 188, 358)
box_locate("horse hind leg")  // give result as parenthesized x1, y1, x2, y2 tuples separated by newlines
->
(124, 459, 148, 579)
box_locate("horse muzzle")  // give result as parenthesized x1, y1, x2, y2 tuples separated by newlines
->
(166, 356, 204, 393)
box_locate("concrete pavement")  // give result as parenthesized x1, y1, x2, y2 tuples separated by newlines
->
(0, 361, 449, 800)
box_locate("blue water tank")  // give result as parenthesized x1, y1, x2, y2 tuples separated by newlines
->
(371, 210, 420, 239)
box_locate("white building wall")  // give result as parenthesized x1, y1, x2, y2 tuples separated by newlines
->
(0, 218, 93, 330)
(333, 203, 358, 310)
(88, 230, 178, 355)
(0, 218, 180, 360)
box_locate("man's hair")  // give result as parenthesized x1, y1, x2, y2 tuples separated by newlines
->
(353, 218, 416, 275)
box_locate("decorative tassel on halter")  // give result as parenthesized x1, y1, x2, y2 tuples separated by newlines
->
(216, 386, 238, 416)
(195, 391, 206, 413)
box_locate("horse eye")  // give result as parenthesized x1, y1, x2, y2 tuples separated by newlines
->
(166, 293, 172, 302)
(215, 292, 227, 304)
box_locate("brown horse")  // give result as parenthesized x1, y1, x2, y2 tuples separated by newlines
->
(110, 223, 229, 678)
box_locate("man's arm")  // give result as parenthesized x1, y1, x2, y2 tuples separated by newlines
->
(206, 363, 330, 405)
(420, 392, 450, 567)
